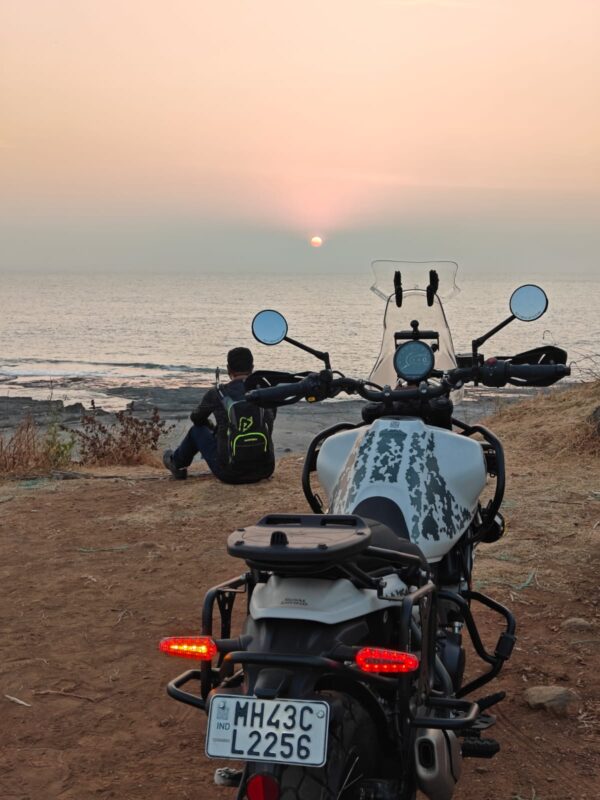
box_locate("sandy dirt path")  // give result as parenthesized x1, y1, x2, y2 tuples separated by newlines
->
(1, 421, 599, 799)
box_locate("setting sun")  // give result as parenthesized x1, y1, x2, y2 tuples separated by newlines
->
(310, 236, 323, 248)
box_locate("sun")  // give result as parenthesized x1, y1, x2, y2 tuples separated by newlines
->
(310, 235, 323, 248)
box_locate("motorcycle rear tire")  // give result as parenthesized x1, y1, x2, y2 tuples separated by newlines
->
(270, 691, 415, 800)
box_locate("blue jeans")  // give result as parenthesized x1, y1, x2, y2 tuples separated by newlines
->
(173, 424, 221, 476)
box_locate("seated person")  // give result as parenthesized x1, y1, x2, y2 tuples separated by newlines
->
(163, 347, 275, 484)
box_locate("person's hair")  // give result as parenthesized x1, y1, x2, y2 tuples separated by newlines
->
(227, 347, 254, 374)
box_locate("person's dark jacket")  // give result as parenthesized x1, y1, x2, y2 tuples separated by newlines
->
(190, 378, 276, 483)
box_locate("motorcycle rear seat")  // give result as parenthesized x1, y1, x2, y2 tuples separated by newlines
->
(227, 514, 372, 565)
(362, 518, 428, 569)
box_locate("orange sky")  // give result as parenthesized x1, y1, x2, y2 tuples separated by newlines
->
(1, 1, 599, 269)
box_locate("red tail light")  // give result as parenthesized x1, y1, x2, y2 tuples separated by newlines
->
(158, 636, 217, 660)
(246, 773, 280, 800)
(356, 647, 419, 674)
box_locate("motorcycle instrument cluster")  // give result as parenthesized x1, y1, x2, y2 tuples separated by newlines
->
(393, 339, 435, 382)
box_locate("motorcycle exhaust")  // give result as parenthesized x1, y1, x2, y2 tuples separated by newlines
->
(414, 728, 461, 800)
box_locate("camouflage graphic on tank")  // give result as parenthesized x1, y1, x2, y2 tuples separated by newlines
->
(330, 421, 473, 545)
(405, 431, 472, 542)
(331, 422, 405, 512)
(329, 427, 370, 512)
(371, 428, 407, 485)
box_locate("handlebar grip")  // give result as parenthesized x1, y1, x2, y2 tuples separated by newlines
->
(507, 363, 570, 381)
(246, 375, 318, 404)
(478, 360, 570, 388)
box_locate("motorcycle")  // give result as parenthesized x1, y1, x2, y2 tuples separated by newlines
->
(160, 263, 570, 800)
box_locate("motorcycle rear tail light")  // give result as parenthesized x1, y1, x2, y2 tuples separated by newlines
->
(356, 647, 419, 673)
(158, 636, 218, 660)
(246, 773, 280, 800)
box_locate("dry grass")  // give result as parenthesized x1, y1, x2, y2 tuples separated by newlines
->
(0, 416, 75, 475)
(71, 407, 174, 466)
(488, 380, 600, 458)
(0, 408, 173, 476)
(0, 417, 41, 474)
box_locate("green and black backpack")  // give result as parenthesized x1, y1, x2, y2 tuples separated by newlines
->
(217, 390, 273, 469)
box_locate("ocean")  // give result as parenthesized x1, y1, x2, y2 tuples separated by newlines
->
(1, 270, 598, 410)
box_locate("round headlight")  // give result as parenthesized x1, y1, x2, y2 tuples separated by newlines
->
(393, 340, 435, 382)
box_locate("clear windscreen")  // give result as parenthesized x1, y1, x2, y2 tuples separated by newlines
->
(369, 261, 460, 387)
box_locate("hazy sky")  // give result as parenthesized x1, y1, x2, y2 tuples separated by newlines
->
(1, 1, 599, 274)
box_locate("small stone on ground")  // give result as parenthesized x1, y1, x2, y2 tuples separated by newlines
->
(525, 685, 578, 716)
(560, 617, 594, 631)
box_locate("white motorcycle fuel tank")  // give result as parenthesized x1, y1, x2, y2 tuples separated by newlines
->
(317, 418, 487, 563)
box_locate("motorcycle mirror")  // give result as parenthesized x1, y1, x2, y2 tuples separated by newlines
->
(509, 285, 548, 322)
(251, 309, 332, 369)
(251, 309, 288, 345)
(471, 283, 550, 385)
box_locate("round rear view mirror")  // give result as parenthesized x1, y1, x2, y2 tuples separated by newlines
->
(509, 284, 548, 322)
(252, 309, 288, 345)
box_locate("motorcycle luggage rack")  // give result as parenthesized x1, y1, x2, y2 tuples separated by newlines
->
(166, 572, 251, 709)
(410, 696, 480, 730)
(227, 514, 373, 567)
(167, 664, 482, 733)
(169, 577, 482, 734)
(167, 669, 481, 733)
(167, 570, 435, 708)
(438, 589, 516, 697)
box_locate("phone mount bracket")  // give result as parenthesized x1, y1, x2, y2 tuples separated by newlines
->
(395, 321, 440, 352)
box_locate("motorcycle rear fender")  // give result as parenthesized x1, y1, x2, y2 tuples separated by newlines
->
(206, 615, 394, 736)
(241, 614, 394, 665)
(249, 575, 408, 625)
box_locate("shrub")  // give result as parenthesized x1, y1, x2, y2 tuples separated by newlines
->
(0, 416, 75, 475)
(71, 406, 174, 466)
(44, 415, 77, 469)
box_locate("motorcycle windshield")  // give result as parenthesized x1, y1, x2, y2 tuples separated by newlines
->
(369, 261, 459, 386)
(370, 260, 460, 302)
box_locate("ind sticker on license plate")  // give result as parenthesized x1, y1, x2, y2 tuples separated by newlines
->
(206, 695, 330, 767)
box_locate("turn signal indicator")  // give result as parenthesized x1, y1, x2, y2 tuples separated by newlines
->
(356, 647, 419, 673)
(158, 636, 218, 660)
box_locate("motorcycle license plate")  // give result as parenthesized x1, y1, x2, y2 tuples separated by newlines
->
(206, 695, 329, 767)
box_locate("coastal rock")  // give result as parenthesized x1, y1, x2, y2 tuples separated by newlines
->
(525, 686, 578, 716)
(560, 617, 594, 631)
(64, 402, 86, 415)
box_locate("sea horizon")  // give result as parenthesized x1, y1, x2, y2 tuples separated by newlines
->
(1, 270, 598, 410)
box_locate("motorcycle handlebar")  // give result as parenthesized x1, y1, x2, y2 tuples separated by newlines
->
(246, 373, 448, 405)
(476, 360, 571, 388)
(245, 362, 571, 406)
(245, 374, 323, 404)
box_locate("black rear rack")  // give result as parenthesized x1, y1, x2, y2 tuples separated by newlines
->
(227, 513, 372, 567)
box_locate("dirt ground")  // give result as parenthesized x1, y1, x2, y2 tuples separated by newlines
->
(1, 391, 599, 800)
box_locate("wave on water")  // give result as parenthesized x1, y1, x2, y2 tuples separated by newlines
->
(0, 357, 215, 374)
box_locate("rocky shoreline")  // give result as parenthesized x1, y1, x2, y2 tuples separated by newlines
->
(0, 383, 538, 458)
